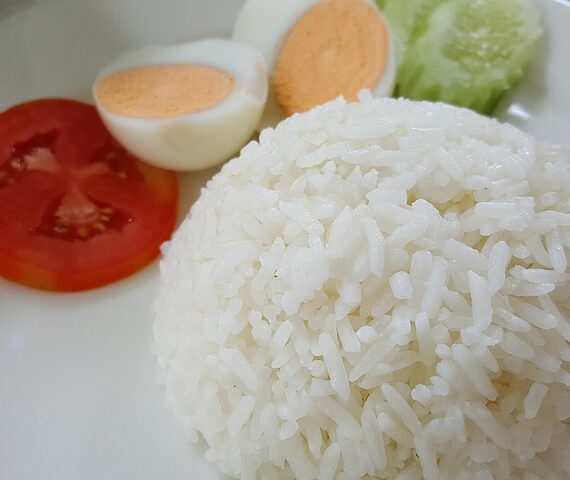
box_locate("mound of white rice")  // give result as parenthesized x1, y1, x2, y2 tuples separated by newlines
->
(154, 94, 570, 480)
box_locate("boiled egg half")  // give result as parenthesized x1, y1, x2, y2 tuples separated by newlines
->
(93, 39, 267, 171)
(233, 0, 396, 127)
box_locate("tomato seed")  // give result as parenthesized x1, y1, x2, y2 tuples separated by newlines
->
(10, 158, 25, 171)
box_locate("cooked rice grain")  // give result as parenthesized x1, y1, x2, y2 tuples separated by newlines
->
(154, 95, 570, 480)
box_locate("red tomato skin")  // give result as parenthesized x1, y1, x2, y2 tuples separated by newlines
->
(0, 98, 179, 292)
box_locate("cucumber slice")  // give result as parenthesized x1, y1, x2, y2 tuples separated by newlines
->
(377, 0, 445, 62)
(396, 0, 541, 114)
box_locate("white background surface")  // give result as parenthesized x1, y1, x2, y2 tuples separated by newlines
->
(0, 1, 569, 479)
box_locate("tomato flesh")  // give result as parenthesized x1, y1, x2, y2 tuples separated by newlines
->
(0, 99, 178, 291)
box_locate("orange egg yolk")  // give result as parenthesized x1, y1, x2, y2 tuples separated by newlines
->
(94, 64, 235, 120)
(273, 0, 389, 116)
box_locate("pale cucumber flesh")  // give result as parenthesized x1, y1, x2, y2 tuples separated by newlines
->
(377, 0, 541, 114)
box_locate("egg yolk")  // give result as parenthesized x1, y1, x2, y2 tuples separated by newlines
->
(273, 0, 389, 115)
(94, 64, 235, 120)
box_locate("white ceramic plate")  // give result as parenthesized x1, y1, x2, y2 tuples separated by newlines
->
(0, 1, 569, 479)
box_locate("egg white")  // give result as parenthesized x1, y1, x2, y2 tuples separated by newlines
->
(93, 38, 267, 171)
(233, 0, 396, 128)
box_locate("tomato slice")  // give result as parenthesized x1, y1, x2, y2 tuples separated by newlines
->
(0, 99, 178, 291)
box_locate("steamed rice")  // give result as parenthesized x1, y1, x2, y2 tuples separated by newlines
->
(154, 94, 570, 480)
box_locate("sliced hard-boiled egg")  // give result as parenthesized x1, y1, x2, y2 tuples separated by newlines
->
(233, 0, 396, 127)
(93, 39, 267, 171)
